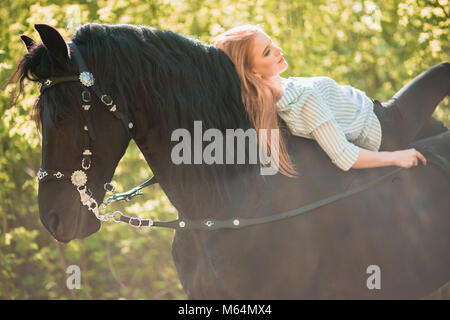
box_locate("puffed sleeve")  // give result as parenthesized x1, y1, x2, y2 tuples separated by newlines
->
(311, 119, 360, 171)
(277, 79, 360, 171)
(278, 89, 335, 136)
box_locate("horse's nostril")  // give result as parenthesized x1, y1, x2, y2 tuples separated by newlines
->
(48, 211, 59, 235)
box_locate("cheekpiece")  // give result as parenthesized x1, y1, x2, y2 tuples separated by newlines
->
(79, 72, 94, 87)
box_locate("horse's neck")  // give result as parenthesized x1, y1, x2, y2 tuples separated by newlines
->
(134, 126, 252, 221)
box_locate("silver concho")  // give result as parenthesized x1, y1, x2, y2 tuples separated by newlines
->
(71, 170, 88, 187)
(79, 72, 94, 87)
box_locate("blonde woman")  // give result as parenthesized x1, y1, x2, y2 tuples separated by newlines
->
(212, 25, 449, 176)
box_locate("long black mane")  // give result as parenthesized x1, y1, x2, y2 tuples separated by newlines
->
(9, 23, 273, 212)
(73, 23, 254, 135)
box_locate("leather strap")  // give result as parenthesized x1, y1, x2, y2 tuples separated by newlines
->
(38, 42, 134, 138)
(149, 167, 405, 231)
(39, 76, 79, 92)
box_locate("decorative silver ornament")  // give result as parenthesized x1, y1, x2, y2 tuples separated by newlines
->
(79, 189, 91, 203)
(71, 170, 87, 187)
(205, 220, 214, 227)
(54, 172, 64, 179)
(76, 184, 101, 220)
(45, 79, 52, 86)
(79, 72, 94, 87)
(37, 169, 48, 181)
(104, 182, 115, 193)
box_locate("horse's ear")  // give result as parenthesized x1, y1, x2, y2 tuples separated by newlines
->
(20, 35, 36, 52)
(34, 24, 70, 65)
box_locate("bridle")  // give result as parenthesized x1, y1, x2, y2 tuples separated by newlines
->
(36, 41, 149, 226)
(36, 41, 407, 231)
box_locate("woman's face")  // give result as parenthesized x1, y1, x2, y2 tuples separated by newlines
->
(250, 31, 288, 79)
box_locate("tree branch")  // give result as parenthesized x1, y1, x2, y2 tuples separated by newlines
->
(106, 241, 128, 292)
(80, 239, 94, 300)
(54, 241, 77, 300)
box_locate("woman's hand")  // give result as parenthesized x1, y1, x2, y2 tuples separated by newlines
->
(351, 147, 427, 170)
(391, 148, 427, 168)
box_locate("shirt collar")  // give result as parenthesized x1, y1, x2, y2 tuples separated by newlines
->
(276, 77, 299, 111)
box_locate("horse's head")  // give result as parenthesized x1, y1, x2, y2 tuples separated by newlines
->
(13, 24, 132, 242)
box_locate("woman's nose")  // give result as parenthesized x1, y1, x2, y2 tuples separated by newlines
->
(273, 44, 282, 55)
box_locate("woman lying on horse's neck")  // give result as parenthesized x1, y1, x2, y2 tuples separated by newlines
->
(213, 25, 446, 177)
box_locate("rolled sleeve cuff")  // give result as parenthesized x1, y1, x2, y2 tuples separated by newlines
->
(332, 143, 360, 171)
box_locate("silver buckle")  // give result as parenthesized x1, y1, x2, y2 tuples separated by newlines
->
(82, 158, 91, 170)
(129, 216, 142, 228)
(104, 182, 115, 193)
(101, 95, 113, 106)
(113, 211, 122, 223)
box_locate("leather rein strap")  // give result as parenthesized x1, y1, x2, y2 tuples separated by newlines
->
(151, 167, 405, 231)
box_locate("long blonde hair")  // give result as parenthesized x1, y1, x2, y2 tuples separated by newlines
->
(213, 25, 297, 177)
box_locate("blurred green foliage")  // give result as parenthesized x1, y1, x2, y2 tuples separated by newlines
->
(0, 0, 449, 299)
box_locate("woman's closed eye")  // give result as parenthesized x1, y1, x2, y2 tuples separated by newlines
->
(263, 40, 274, 57)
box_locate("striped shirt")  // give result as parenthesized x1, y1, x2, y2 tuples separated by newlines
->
(276, 76, 382, 171)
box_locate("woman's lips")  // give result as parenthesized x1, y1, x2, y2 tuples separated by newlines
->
(278, 55, 285, 63)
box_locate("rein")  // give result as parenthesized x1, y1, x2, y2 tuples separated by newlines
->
(37, 42, 406, 231)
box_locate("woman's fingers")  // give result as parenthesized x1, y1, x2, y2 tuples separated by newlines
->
(395, 148, 428, 168)
(415, 149, 427, 166)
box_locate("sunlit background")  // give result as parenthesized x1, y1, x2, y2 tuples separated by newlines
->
(0, 0, 449, 299)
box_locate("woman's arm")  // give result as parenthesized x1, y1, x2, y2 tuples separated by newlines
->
(352, 147, 427, 169)
(311, 120, 427, 171)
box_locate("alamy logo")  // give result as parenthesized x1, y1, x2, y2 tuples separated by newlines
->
(170, 121, 280, 175)
(366, 265, 381, 290)
(66, 265, 81, 290)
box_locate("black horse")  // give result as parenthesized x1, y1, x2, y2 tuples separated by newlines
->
(9, 23, 450, 299)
